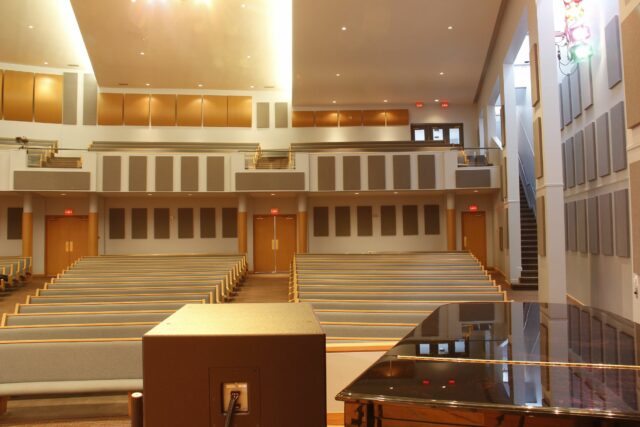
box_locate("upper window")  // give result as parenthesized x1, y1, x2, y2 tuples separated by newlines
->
(411, 123, 464, 145)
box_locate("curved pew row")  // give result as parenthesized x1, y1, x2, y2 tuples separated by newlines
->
(0, 256, 32, 291)
(291, 252, 507, 344)
(2, 311, 174, 326)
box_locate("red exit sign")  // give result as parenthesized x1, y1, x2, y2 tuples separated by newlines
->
(468, 204, 478, 212)
(64, 208, 74, 216)
(270, 208, 279, 216)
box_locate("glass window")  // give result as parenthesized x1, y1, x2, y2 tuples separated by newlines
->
(449, 127, 461, 145)
(432, 128, 444, 140)
(410, 123, 464, 145)
(414, 129, 426, 141)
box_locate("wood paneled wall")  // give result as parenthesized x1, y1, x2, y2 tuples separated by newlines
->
(1, 70, 64, 124)
(293, 108, 409, 127)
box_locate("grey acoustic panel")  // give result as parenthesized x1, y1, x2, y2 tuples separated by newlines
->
(221, 207, 237, 238)
(256, 102, 269, 128)
(570, 67, 582, 119)
(131, 208, 148, 239)
(587, 197, 599, 255)
(579, 59, 593, 110)
(576, 199, 587, 254)
(584, 122, 597, 182)
(62, 73, 78, 125)
(393, 155, 411, 189)
(402, 205, 418, 236)
(574, 131, 585, 185)
(236, 172, 305, 191)
(566, 137, 575, 188)
(274, 102, 288, 128)
(343, 156, 361, 191)
(559, 84, 565, 131)
(596, 113, 611, 177)
(367, 156, 386, 190)
(153, 208, 170, 239)
(103, 156, 121, 191)
(605, 15, 623, 88)
(200, 208, 216, 238)
(108, 208, 125, 239)
(610, 101, 627, 172)
(567, 201, 577, 252)
(562, 142, 567, 189)
(181, 157, 199, 192)
(380, 205, 396, 236)
(178, 208, 194, 239)
(317, 157, 335, 191)
(417, 155, 436, 189)
(599, 193, 614, 256)
(424, 205, 440, 235)
(564, 203, 569, 251)
(614, 189, 630, 257)
(7, 207, 23, 240)
(538, 196, 546, 256)
(313, 207, 329, 237)
(206, 156, 225, 191)
(456, 170, 491, 188)
(356, 206, 373, 236)
(13, 171, 91, 191)
(129, 156, 147, 192)
(335, 206, 351, 236)
(155, 157, 173, 192)
(561, 76, 572, 127)
(82, 73, 98, 125)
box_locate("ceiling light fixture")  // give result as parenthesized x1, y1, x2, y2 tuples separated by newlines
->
(448, 26, 453, 30)
(246, 55, 251, 59)
(383, 99, 388, 103)
(197, 83, 203, 87)
(145, 83, 150, 86)
(140, 51, 145, 56)
(335, 73, 341, 77)
(28, 25, 34, 29)
(341, 26, 347, 31)
(147, 193, 152, 196)
(434, 99, 440, 102)
(241, 3, 246, 7)
(332, 100, 337, 104)
(44, 61, 48, 65)
(439, 72, 445, 76)
(250, 85, 255, 89)
(355, 192, 359, 195)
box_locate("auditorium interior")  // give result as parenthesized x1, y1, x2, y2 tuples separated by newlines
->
(1, 0, 640, 426)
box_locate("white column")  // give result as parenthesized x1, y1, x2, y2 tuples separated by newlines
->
(533, 0, 567, 303)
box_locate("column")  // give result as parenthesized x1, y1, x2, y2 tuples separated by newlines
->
(237, 195, 248, 254)
(446, 193, 456, 251)
(297, 194, 308, 253)
(22, 193, 33, 259)
(532, 0, 567, 303)
(88, 194, 99, 256)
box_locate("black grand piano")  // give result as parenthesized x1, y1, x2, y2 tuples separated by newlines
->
(337, 302, 640, 426)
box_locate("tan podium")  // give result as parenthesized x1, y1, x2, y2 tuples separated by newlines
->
(143, 303, 326, 427)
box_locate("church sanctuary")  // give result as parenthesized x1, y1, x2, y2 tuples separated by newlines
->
(1, 0, 640, 425)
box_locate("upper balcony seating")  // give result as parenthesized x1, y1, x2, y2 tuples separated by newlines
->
(88, 141, 260, 153)
(290, 252, 507, 345)
(0, 254, 246, 397)
(290, 141, 459, 152)
(0, 137, 59, 167)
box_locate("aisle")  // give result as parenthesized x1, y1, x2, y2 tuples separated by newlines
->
(230, 273, 290, 303)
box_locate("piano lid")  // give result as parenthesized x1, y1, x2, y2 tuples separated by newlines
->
(336, 302, 640, 421)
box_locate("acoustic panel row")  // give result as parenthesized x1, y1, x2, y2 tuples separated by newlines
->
(317, 155, 436, 191)
(313, 204, 440, 237)
(108, 207, 237, 240)
(565, 189, 630, 258)
(97, 94, 252, 127)
(1, 70, 67, 124)
(102, 156, 225, 192)
(292, 109, 409, 127)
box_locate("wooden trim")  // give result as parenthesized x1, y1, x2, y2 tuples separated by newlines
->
(7, 310, 174, 317)
(567, 293, 586, 307)
(0, 321, 158, 330)
(0, 312, 7, 327)
(326, 412, 343, 425)
(320, 321, 417, 327)
(315, 309, 432, 314)
(0, 337, 141, 345)
(17, 299, 205, 308)
(0, 396, 7, 416)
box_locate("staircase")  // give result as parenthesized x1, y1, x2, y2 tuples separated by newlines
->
(519, 179, 538, 286)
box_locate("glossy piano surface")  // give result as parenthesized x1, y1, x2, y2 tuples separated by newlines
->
(337, 302, 640, 425)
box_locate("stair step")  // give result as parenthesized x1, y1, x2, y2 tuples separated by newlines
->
(519, 277, 538, 284)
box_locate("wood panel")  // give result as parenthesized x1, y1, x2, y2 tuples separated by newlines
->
(124, 94, 149, 126)
(46, 216, 88, 277)
(291, 111, 315, 127)
(275, 215, 296, 272)
(202, 95, 227, 127)
(34, 73, 63, 124)
(315, 111, 338, 127)
(176, 95, 202, 126)
(622, 7, 640, 128)
(339, 110, 362, 126)
(362, 110, 386, 126)
(0, 72, 3, 117)
(3, 70, 34, 122)
(385, 109, 409, 126)
(150, 94, 176, 126)
(227, 95, 252, 127)
(462, 211, 487, 266)
(97, 93, 123, 125)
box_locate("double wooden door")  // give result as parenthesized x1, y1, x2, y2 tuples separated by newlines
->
(461, 211, 487, 267)
(254, 215, 296, 273)
(46, 216, 89, 276)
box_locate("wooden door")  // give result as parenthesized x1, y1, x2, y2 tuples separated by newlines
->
(46, 216, 89, 276)
(254, 215, 275, 273)
(275, 215, 296, 272)
(461, 211, 487, 266)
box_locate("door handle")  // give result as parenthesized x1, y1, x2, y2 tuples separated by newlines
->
(275, 239, 279, 250)
(69, 241, 74, 253)
(272, 239, 276, 250)
(65, 241, 69, 253)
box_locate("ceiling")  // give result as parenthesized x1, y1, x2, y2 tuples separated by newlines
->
(0, 0, 503, 106)
(292, 0, 503, 106)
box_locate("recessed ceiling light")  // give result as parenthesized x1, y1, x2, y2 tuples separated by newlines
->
(341, 26, 347, 31)
(393, 192, 398, 195)
(250, 85, 255, 89)
(131, 0, 136, 2)
(241, 3, 246, 7)
(246, 55, 251, 59)
(43, 61, 48, 65)
(61, 193, 66, 196)
(332, 100, 337, 104)
(28, 25, 34, 29)
(473, 190, 479, 193)
(439, 72, 445, 76)
(145, 83, 150, 86)
(448, 26, 454, 30)
(270, 193, 276, 196)
(355, 192, 360, 195)
(188, 193, 193, 196)
(434, 99, 440, 102)
(383, 99, 388, 103)
(140, 51, 145, 56)
(335, 73, 341, 77)
(147, 193, 152, 196)
(197, 83, 203, 87)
